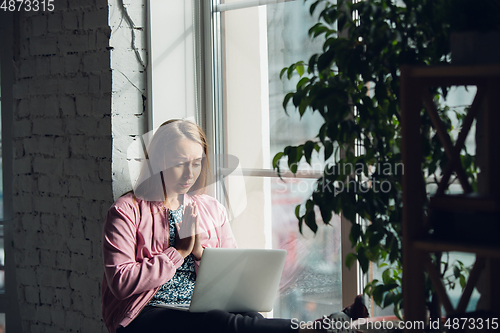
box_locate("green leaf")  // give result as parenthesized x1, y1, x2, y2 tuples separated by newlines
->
(389, 238, 399, 263)
(287, 63, 297, 80)
(319, 204, 332, 224)
(295, 204, 301, 219)
(369, 231, 385, 248)
(296, 63, 305, 77)
(310, 0, 321, 16)
(317, 48, 335, 72)
(372, 285, 384, 304)
(298, 101, 308, 117)
(346, 253, 357, 269)
(287, 147, 299, 172)
(283, 92, 294, 112)
(394, 299, 403, 320)
(350, 223, 362, 244)
(459, 275, 466, 290)
(308, 54, 318, 73)
(272, 152, 283, 169)
(453, 265, 461, 278)
(305, 210, 318, 233)
(306, 199, 314, 212)
(279, 67, 288, 80)
(357, 247, 369, 273)
(383, 283, 399, 292)
(308, 23, 330, 38)
(292, 89, 304, 107)
(297, 77, 309, 88)
(383, 292, 396, 308)
(304, 141, 315, 164)
(382, 268, 392, 285)
(324, 141, 334, 160)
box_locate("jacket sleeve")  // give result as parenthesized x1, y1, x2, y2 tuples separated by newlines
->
(218, 202, 237, 249)
(102, 201, 184, 300)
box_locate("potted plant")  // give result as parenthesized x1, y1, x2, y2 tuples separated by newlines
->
(273, 0, 474, 321)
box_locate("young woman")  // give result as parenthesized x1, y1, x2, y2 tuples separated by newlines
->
(101, 120, 326, 333)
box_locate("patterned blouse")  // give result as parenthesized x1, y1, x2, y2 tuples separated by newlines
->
(148, 204, 197, 305)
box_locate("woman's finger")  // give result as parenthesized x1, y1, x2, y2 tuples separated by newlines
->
(192, 202, 198, 216)
(177, 205, 195, 239)
(184, 204, 192, 217)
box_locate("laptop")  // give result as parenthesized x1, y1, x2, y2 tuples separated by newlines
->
(155, 248, 287, 313)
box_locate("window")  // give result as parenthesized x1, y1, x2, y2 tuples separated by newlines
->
(148, 0, 485, 319)
(210, 0, 358, 320)
(147, 0, 360, 319)
(148, 0, 204, 126)
(147, 0, 363, 319)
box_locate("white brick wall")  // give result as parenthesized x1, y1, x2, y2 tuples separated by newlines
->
(109, 0, 148, 199)
(10, 0, 147, 331)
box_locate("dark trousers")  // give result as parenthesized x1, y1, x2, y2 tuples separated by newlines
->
(117, 305, 296, 333)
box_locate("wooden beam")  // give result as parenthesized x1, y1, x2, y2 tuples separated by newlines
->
(400, 66, 427, 331)
(457, 257, 486, 313)
(423, 254, 455, 315)
(422, 90, 473, 193)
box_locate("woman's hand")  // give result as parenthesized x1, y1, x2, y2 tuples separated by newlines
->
(174, 202, 204, 259)
(190, 203, 204, 260)
(173, 204, 196, 258)
(188, 202, 204, 260)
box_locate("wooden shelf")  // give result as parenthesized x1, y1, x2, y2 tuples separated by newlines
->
(413, 240, 500, 258)
(403, 64, 500, 86)
(401, 64, 500, 329)
(406, 64, 500, 79)
(430, 194, 500, 213)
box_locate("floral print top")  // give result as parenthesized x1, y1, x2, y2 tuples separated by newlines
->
(148, 204, 196, 306)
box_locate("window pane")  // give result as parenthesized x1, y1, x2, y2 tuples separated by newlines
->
(149, 0, 199, 126)
(223, 1, 324, 170)
(271, 177, 341, 321)
(267, 1, 324, 162)
(222, 1, 343, 320)
(225, 174, 342, 320)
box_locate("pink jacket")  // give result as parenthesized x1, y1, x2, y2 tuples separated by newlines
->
(101, 192, 237, 333)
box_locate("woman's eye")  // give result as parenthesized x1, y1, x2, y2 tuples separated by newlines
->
(193, 163, 201, 168)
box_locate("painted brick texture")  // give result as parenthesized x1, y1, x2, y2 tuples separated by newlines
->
(9, 0, 148, 329)
(9, 0, 130, 331)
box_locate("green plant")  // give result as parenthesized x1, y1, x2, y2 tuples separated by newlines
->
(273, 0, 475, 319)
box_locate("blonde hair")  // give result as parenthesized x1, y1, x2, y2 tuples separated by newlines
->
(133, 119, 211, 202)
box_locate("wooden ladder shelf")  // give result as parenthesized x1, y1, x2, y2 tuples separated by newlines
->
(400, 64, 500, 332)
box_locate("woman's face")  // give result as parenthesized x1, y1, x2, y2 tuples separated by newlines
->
(162, 138, 204, 199)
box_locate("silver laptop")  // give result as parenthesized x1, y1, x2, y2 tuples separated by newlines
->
(155, 248, 287, 313)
